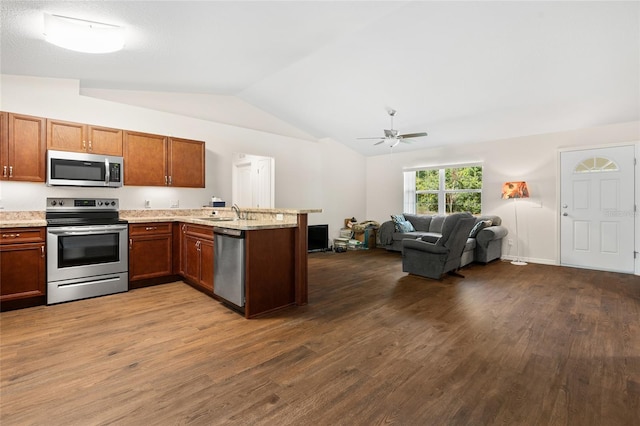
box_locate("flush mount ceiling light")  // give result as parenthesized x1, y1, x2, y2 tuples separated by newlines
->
(44, 13, 124, 54)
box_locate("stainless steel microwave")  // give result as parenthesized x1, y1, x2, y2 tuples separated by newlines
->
(47, 150, 123, 188)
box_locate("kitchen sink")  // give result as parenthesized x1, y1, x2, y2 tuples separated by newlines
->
(197, 217, 235, 222)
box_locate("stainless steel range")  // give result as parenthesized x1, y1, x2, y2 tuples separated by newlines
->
(46, 197, 128, 304)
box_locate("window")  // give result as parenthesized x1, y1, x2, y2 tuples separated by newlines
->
(404, 165, 482, 215)
(574, 156, 619, 173)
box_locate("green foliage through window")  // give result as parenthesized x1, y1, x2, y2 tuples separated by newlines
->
(412, 165, 482, 215)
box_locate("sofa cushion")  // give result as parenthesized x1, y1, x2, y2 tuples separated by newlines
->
(478, 215, 502, 226)
(403, 213, 432, 232)
(391, 214, 415, 233)
(437, 212, 473, 246)
(469, 219, 492, 238)
(428, 215, 446, 233)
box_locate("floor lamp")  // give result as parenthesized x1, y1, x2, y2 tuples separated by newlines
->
(502, 181, 530, 266)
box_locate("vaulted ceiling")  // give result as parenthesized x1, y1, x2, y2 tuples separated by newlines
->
(2, 1, 638, 156)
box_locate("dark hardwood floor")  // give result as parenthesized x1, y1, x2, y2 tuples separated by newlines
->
(1, 249, 639, 425)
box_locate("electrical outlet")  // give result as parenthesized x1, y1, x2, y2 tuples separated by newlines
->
(276, 213, 284, 221)
(508, 239, 513, 246)
(170, 199, 179, 208)
(144, 200, 151, 208)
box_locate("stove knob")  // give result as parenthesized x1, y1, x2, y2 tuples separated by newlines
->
(59, 200, 64, 206)
(111, 201, 116, 206)
(98, 201, 103, 206)
(51, 200, 57, 206)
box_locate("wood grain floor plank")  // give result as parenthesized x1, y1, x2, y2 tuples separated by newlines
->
(1, 250, 639, 425)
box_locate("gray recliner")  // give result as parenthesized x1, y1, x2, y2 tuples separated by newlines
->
(401, 212, 477, 280)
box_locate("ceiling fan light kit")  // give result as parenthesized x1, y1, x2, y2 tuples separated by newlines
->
(358, 109, 428, 149)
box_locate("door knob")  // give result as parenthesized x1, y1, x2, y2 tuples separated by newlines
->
(563, 212, 568, 216)
(562, 204, 568, 208)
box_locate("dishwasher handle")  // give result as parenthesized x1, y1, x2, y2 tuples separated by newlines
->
(214, 227, 244, 237)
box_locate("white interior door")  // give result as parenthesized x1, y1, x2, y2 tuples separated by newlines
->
(232, 154, 275, 208)
(560, 146, 635, 273)
(233, 161, 253, 207)
(255, 157, 274, 208)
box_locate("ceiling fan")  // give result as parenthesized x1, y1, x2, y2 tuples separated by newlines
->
(358, 109, 428, 148)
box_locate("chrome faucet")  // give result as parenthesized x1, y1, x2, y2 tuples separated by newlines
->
(231, 203, 241, 220)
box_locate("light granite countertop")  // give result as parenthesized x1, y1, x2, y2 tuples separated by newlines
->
(0, 207, 321, 230)
(125, 216, 298, 230)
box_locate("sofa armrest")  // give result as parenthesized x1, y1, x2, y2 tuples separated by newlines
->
(378, 220, 396, 245)
(402, 238, 449, 254)
(476, 225, 508, 245)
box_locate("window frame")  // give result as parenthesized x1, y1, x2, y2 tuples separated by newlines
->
(404, 163, 483, 215)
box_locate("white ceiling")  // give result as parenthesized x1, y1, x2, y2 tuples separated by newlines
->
(2, 1, 639, 156)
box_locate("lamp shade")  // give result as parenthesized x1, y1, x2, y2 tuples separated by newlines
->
(44, 13, 124, 54)
(502, 181, 530, 199)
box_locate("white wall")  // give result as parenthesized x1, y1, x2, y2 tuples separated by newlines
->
(0, 75, 367, 242)
(366, 122, 640, 270)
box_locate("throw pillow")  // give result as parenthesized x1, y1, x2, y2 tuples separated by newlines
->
(391, 214, 415, 233)
(469, 219, 492, 238)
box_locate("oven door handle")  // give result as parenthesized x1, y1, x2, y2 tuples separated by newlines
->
(48, 225, 128, 235)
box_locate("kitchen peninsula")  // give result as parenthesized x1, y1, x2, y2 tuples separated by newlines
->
(1, 207, 321, 318)
(123, 207, 321, 318)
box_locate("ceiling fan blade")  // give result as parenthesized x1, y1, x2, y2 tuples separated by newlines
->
(373, 140, 385, 145)
(357, 136, 385, 140)
(399, 132, 428, 139)
(399, 139, 412, 144)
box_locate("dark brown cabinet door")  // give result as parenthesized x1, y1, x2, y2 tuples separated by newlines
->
(123, 131, 168, 186)
(183, 234, 200, 284)
(0, 228, 46, 302)
(180, 224, 214, 293)
(47, 119, 85, 152)
(46, 119, 122, 155)
(2, 113, 46, 182)
(129, 223, 173, 281)
(87, 126, 123, 156)
(169, 138, 205, 188)
(198, 238, 214, 292)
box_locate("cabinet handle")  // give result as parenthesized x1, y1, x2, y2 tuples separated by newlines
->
(2, 166, 6, 177)
(196, 240, 201, 251)
(2, 233, 20, 238)
(145, 226, 157, 231)
(182, 224, 186, 233)
(165, 176, 168, 185)
(88, 141, 92, 151)
(168, 176, 172, 186)
(41, 245, 45, 257)
(129, 238, 133, 250)
(82, 140, 86, 150)
(8, 166, 12, 178)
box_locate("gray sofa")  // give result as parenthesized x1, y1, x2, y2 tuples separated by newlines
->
(378, 213, 508, 267)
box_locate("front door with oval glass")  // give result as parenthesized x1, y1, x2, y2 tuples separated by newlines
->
(560, 145, 635, 273)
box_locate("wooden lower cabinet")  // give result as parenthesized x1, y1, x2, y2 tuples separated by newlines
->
(180, 223, 214, 294)
(129, 223, 173, 284)
(0, 227, 46, 309)
(244, 228, 296, 318)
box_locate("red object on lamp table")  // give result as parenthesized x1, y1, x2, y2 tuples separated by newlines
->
(502, 181, 530, 266)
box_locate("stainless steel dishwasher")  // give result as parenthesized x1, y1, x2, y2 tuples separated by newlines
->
(213, 227, 245, 308)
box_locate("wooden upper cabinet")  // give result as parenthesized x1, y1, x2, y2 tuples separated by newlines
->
(169, 137, 205, 188)
(124, 131, 204, 188)
(1, 113, 46, 182)
(123, 131, 168, 186)
(47, 119, 123, 156)
(87, 126, 123, 156)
